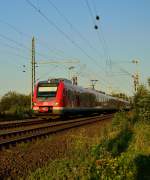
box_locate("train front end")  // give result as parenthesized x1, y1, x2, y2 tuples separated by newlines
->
(32, 79, 64, 115)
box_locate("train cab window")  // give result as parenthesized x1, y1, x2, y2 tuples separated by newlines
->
(37, 85, 57, 97)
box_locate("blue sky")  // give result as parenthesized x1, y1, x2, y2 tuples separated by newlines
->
(0, 0, 150, 96)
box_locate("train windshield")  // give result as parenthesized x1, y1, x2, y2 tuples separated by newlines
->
(37, 83, 58, 97)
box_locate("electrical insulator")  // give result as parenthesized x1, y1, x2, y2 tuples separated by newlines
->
(94, 25, 98, 29)
(96, 15, 100, 20)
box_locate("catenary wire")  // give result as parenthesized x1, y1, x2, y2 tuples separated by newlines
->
(25, 0, 108, 74)
(84, 0, 112, 71)
(47, 0, 103, 59)
(25, 0, 117, 91)
(0, 18, 73, 60)
(0, 33, 54, 59)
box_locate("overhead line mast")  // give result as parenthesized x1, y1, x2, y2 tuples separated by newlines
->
(31, 37, 35, 109)
(132, 60, 140, 93)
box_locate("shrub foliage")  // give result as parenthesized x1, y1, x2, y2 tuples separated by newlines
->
(0, 91, 31, 119)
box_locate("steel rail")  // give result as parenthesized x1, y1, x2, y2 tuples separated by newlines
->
(0, 118, 51, 130)
(0, 114, 113, 150)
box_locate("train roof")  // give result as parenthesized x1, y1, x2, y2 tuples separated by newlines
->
(37, 78, 129, 103)
(38, 78, 72, 85)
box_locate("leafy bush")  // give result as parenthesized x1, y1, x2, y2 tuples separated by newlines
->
(104, 129, 133, 156)
(134, 154, 150, 180)
(133, 85, 150, 122)
(0, 91, 30, 112)
(112, 111, 130, 130)
(0, 91, 31, 119)
(90, 151, 136, 180)
(89, 105, 150, 179)
(130, 121, 150, 154)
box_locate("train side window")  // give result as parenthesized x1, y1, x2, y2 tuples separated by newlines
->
(100, 97, 102, 102)
(103, 97, 105, 102)
(100, 95, 103, 102)
(100, 96, 102, 102)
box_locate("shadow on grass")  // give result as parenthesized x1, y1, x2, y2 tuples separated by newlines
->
(105, 129, 133, 156)
(134, 154, 150, 180)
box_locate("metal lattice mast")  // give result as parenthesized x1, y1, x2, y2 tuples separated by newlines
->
(132, 59, 140, 93)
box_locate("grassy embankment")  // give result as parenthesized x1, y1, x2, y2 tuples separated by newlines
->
(28, 85, 150, 179)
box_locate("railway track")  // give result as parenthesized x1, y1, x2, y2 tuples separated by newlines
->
(0, 115, 89, 130)
(0, 118, 53, 130)
(0, 114, 113, 150)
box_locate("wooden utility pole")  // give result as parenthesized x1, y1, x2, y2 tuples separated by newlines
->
(31, 37, 35, 109)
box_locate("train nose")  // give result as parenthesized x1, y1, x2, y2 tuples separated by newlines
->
(33, 106, 39, 111)
(40, 107, 49, 112)
(39, 106, 53, 113)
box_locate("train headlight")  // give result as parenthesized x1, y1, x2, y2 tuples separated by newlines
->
(54, 102, 59, 106)
(33, 102, 37, 106)
(33, 106, 39, 110)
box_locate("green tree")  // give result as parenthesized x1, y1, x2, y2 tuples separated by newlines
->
(111, 92, 129, 101)
(133, 85, 150, 121)
(148, 77, 150, 88)
(0, 91, 30, 112)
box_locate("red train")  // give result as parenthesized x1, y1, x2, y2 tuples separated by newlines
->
(32, 78, 129, 115)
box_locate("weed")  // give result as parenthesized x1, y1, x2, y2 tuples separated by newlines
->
(134, 154, 150, 180)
